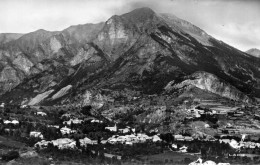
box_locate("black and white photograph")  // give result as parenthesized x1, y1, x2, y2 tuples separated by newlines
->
(0, 0, 260, 164)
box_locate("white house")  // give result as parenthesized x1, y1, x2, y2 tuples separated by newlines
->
(30, 131, 44, 139)
(36, 112, 47, 116)
(0, 103, 5, 108)
(4, 120, 19, 125)
(179, 145, 188, 153)
(11, 120, 19, 125)
(47, 125, 59, 129)
(101, 140, 107, 144)
(35, 140, 51, 149)
(152, 135, 162, 142)
(125, 141, 133, 145)
(174, 134, 184, 141)
(172, 143, 178, 149)
(107, 133, 158, 144)
(60, 127, 76, 135)
(189, 158, 229, 165)
(63, 118, 83, 125)
(52, 138, 76, 150)
(91, 119, 103, 123)
(3, 120, 11, 124)
(79, 137, 93, 147)
(35, 138, 77, 150)
(105, 124, 117, 132)
(20, 105, 28, 109)
(119, 128, 130, 134)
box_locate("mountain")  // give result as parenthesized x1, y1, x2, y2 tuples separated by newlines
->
(246, 48, 260, 58)
(0, 33, 24, 45)
(0, 7, 259, 106)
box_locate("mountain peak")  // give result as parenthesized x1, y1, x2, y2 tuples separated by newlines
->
(122, 7, 157, 23)
(246, 48, 260, 58)
(130, 7, 155, 14)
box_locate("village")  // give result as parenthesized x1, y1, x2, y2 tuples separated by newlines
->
(0, 97, 260, 164)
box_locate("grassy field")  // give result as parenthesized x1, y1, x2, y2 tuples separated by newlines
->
(0, 136, 26, 149)
(140, 151, 197, 164)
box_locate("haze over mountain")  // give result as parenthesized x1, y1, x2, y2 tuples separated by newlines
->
(246, 48, 260, 58)
(0, 7, 259, 106)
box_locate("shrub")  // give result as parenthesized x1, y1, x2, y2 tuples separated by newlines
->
(2, 150, 19, 161)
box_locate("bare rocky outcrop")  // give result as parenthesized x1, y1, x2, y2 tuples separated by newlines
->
(166, 71, 251, 103)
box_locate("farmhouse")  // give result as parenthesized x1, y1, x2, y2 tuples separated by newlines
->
(30, 131, 44, 139)
(63, 118, 83, 125)
(52, 138, 77, 149)
(36, 111, 47, 116)
(60, 126, 76, 135)
(174, 135, 184, 141)
(79, 137, 93, 147)
(105, 124, 117, 132)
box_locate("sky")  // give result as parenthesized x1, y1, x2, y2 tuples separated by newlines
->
(0, 0, 259, 51)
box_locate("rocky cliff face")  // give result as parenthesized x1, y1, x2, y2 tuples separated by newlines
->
(0, 7, 259, 105)
(165, 71, 251, 103)
(0, 23, 105, 95)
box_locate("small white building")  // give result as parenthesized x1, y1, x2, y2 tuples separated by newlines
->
(3, 120, 11, 124)
(152, 135, 162, 142)
(0, 103, 5, 108)
(119, 128, 130, 134)
(35, 140, 51, 149)
(105, 124, 117, 132)
(101, 140, 107, 144)
(30, 131, 44, 139)
(63, 118, 83, 125)
(36, 112, 47, 116)
(179, 145, 188, 153)
(11, 120, 19, 125)
(4, 120, 19, 125)
(79, 137, 93, 147)
(52, 138, 76, 150)
(174, 134, 184, 141)
(125, 141, 133, 145)
(20, 105, 28, 109)
(91, 119, 103, 123)
(172, 143, 178, 149)
(47, 125, 59, 129)
(60, 127, 76, 135)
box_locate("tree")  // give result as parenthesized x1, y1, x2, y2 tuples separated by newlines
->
(2, 151, 19, 161)
(81, 105, 92, 116)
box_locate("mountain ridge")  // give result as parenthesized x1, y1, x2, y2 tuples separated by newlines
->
(0, 7, 259, 105)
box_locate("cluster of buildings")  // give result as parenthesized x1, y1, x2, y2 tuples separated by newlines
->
(35, 138, 77, 150)
(35, 133, 162, 151)
(106, 133, 161, 145)
(63, 118, 83, 125)
(220, 138, 260, 149)
(3, 119, 19, 125)
(189, 158, 230, 165)
(105, 124, 136, 133)
(60, 126, 77, 135)
(174, 134, 194, 141)
(79, 137, 98, 146)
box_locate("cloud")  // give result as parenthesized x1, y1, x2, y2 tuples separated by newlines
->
(0, 0, 259, 51)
